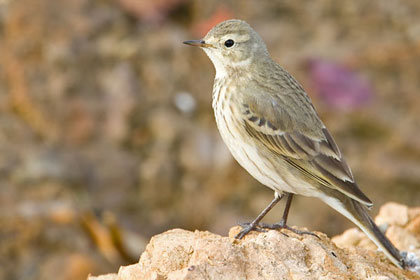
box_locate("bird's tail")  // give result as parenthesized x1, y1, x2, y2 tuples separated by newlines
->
(321, 195, 405, 269)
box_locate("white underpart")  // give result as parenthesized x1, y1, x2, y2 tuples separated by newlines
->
(320, 195, 403, 268)
(212, 75, 319, 198)
(214, 102, 284, 190)
(203, 48, 228, 79)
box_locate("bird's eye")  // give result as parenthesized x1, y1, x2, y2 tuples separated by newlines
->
(224, 39, 235, 48)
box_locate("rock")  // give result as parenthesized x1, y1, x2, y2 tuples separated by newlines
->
(89, 203, 420, 280)
(88, 274, 117, 280)
(375, 202, 409, 227)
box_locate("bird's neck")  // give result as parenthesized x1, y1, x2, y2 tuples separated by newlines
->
(209, 55, 263, 80)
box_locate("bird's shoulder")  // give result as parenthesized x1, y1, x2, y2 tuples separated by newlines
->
(238, 64, 325, 141)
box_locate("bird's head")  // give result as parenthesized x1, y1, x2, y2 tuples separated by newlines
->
(184, 19, 270, 77)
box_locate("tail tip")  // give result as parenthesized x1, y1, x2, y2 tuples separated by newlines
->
(400, 251, 420, 272)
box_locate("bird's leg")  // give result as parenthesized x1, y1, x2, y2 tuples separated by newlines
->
(260, 193, 319, 238)
(235, 192, 284, 239)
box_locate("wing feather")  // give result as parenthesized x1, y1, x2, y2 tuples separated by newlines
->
(242, 95, 372, 206)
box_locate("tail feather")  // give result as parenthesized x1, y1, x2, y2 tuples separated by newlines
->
(322, 195, 405, 269)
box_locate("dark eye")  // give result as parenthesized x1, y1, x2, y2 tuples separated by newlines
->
(224, 39, 234, 48)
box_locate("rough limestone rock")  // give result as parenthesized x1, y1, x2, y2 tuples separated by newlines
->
(89, 203, 420, 280)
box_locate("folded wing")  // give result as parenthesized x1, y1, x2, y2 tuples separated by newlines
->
(241, 91, 372, 206)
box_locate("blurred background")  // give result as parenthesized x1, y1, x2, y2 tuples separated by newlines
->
(1, 0, 420, 279)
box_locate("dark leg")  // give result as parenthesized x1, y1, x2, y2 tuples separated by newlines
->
(282, 192, 293, 224)
(261, 193, 319, 238)
(235, 193, 284, 239)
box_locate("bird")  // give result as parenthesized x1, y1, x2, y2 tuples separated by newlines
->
(183, 19, 405, 269)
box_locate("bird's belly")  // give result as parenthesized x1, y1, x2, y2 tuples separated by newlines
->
(228, 138, 289, 192)
(214, 107, 316, 196)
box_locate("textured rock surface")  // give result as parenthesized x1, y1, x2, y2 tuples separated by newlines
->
(89, 203, 420, 280)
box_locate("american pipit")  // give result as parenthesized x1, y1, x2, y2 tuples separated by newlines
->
(184, 19, 405, 268)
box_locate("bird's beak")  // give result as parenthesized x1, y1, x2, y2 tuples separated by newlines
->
(183, 40, 213, 48)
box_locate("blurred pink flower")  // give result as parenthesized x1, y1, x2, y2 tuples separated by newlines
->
(306, 58, 373, 111)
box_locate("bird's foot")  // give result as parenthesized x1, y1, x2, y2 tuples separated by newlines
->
(260, 221, 320, 239)
(235, 222, 267, 239)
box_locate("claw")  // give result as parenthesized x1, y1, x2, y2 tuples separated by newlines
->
(235, 222, 266, 239)
(238, 222, 266, 232)
(260, 222, 320, 239)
